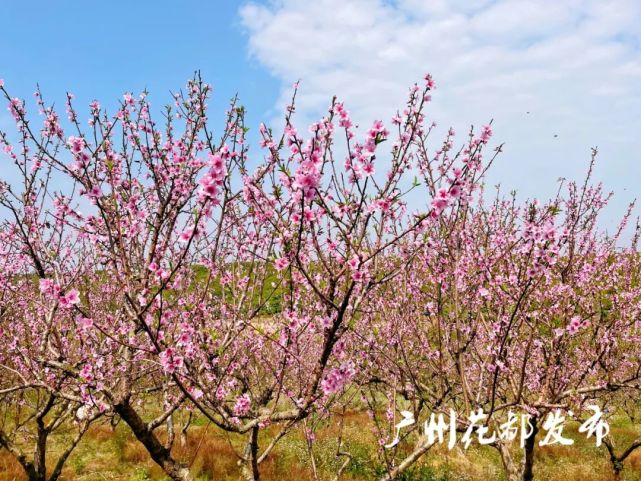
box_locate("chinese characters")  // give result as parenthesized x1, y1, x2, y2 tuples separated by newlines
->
(385, 405, 609, 449)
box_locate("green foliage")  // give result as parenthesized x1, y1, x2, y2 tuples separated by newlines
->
(133, 468, 152, 481)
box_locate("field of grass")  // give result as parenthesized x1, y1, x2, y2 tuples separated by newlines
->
(2, 411, 641, 481)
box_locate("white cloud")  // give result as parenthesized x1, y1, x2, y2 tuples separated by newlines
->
(240, 0, 641, 233)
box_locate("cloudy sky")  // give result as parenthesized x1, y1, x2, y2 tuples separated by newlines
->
(2, 0, 640, 230)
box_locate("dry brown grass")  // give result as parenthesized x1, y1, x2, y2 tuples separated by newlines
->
(627, 449, 641, 472)
(0, 450, 24, 481)
(176, 432, 239, 480)
(120, 440, 151, 465)
(85, 424, 116, 442)
(537, 443, 578, 459)
(1, 412, 641, 480)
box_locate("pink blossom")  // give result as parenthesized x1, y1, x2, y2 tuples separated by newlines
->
(293, 171, 320, 197)
(233, 393, 251, 416)
(567, 315, 585, 335)
(352, 270, 366, 282)
(480, 125, 493, 143)
(216, 385, 228, 400)
(190, 387, 204, 400)
(159, 348, 184, 374)
(274, 257, 289, 271)
(60, 289, 80, 308)
(179, 229, 193, 242)
(155, 268, 170, 281)
(39, 278, 61, 299)
(199, 169, 224, 200)
(321, 362, 356, 395)
(77, 316, 93, 332)
(80, 364, 93, 382)
(431, 196, 449, 212)
(87, 186, 101, 199)
(67, 136, 86, 154)
(209, 153, 224, 171)
(376, 198, 392, 212)
(424, 73, 436, 89)
(431, 188, 450, 213)
(39, 278, 54, 293)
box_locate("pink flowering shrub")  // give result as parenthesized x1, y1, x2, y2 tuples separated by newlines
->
(358, 154, 641, 480)
(0, 74, 639, 481)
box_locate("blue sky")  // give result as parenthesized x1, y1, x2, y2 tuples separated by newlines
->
(0, 0, 278, 128)
(2, 0, 641, 234)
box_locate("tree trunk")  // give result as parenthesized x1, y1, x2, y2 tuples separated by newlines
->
(114, 401, 194, 481)
(604, 436, 641, 481)
(25, 465, 41, 481)
(606, 442, 623, 481)
(378, 439, 433, 481)
(612, 464, 622, 481)
(239, 427, 260, 481)
(496, 441, 521, 481)
(1, 429, 39, 481)
(32, 426, 48, 481)
(522, 419, 538, 481)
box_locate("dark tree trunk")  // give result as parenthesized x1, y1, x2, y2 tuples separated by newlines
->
(613, 464, 622, 481)
(604, 436, 641, 481)
(32, 422, 48, 481)
(522, 419, 538, 481)
(239, 426, 260, 481)
(114, 401, 194, 481)
(25, 464, 40, 481)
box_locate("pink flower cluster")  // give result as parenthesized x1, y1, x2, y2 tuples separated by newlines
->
(321, 362, 356, 395)
(431, 188, 451, 216)
(292, 153, 322, 199)
(67, 136, 92, 173)
(67, 136, 86, 154)
(148, 261, 170, 281)
(8, 97, 25, 122)
(39, 278, 60, 296)
(77, 316, 93, 332)
(198, 148, 228, 202)
(346, 255, 369, 282)
(334, 102, 353, 133)
(159, 348, 184, 374)
(178, 227, 200, 243)
(60, 289, 80, 308)
(39, 279, 80, 308)
(233, 393, 251, 416)
(480, 125, 493, 143)
(43, 109, 63, 139)
(274, 257, 289, 271)
(567, 315, 590, 335)
(345, 120, 389, 181)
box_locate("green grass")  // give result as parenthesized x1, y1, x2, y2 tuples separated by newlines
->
(1, 411, 641, 480)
